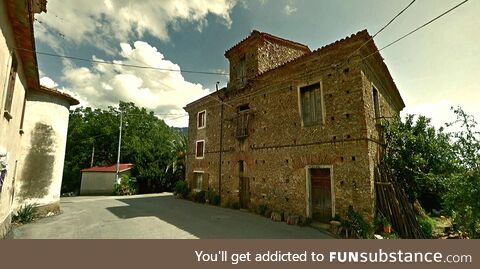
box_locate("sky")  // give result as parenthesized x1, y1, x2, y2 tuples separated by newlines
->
(34, 0, 480, 128)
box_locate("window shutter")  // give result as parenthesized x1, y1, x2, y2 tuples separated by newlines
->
(187, 172, 194, 189)
(314, 86, 322, 124)
(203, 173, 210, 190)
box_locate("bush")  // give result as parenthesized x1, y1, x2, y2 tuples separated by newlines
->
(342, 206, 373, 239)
(418, 216, 435, 238)
(13, 203, 37, 224)
(173, 180, 190, 198)
(114, 175, 138, 196)
(205, 191, 220, 205)
(193, 190, 206, 203)
(255, 203, 268, 216)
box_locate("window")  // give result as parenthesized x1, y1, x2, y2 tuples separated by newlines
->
(4, 53, 18, 120)
(194, 172, 204, 190)
(300, 83, 324, 126)
(372, 86, 380, 120)
(237, 56, 246, 86)
(236, 104, 250, 138)
(195, 140, 205, 159)
(197, 110, 206, 129)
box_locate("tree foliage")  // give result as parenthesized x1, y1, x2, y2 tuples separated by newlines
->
(383, 107, 480, 237)
(62, 101, 184, 194)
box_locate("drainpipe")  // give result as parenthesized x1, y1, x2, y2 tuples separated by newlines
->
(216, 82, 224, 204)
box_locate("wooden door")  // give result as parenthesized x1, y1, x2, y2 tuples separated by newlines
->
(311, 168, 332, 222)
(239, 177, 250, 209)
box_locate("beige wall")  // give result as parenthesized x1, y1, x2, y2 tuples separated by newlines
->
(80, 171, 130, 195)
(0, 2, 29, 237)
(13, 90, 71, 212)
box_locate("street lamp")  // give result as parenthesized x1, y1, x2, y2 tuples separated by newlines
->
(115, 111, 123, 184)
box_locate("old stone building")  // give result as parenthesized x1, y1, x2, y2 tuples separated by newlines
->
(184, 30, 404, 223)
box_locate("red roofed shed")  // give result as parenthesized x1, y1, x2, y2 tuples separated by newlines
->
(80, 163, 134, 195)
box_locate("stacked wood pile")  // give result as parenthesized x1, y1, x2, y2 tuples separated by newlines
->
(375, 163, 426, 239)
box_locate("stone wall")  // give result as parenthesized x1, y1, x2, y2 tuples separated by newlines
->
(186, 31, 403, 223)
(227, 32, 308, 90)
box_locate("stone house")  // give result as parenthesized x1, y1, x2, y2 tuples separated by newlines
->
(184, 30, 405, 223)
(0, 0, 78, 237)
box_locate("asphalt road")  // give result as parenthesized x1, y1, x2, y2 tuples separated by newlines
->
(9, 193, 332, 239)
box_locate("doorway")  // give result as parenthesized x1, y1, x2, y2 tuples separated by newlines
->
(238, 160, 249, 208)
(307, 167, 333, 222)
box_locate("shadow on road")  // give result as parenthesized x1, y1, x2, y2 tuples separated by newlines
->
(106, 195, 331, 239)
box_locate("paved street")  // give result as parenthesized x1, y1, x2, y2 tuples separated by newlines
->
(9, 193, 332, 239)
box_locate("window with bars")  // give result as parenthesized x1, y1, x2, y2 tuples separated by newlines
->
(236, 104, 250, 138)
(300, 83, 324, 126)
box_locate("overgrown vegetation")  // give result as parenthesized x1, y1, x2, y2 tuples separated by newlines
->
(193, 190, 207, 203)
(173, 180, 190, 198)
(114, 175, 138, 196)
(205, 191, 220, 205)
(62, 102, 186, 194)
(339, 206, 373, 239)
(383, 107, 480, 238)
(13, 204, 36, 224)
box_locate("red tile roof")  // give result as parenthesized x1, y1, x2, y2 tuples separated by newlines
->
(81, 163, 134, 173)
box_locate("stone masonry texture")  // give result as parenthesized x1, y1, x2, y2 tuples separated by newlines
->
(184, 30, 405, 223)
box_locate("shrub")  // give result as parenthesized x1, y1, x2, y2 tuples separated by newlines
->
(342, 206, 373, 239)
(193, 190, 206, 203)
(255, 203, 268, 216)
(13, 203, 37, 224)
(173, 180, 190, 198)
(418, 216, 435, 238)
(114, 175, 138, 196)
(205, 191, 220, 205)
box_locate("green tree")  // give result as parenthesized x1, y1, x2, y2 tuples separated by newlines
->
(383, 115, 457, 209)
(442, 107, 480, 237)
(62, 101, 182, 194)
(165, 133, 188, 180)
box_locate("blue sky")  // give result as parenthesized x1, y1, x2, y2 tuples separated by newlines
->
(34, 0, 480, 128)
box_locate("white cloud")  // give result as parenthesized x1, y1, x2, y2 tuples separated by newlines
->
(40, 76, 58, 88)
(35, 0, 237, 51)
(59, 41, 209, 127)
(283, 4, 297, 15)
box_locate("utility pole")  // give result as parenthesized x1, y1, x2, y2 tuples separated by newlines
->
(216, 82, 224, 204)
(115, 111, 123, 183)
(90, 144, 95, 167)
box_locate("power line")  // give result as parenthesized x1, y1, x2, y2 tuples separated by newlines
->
(361, 0, 470, 61)
(14, 47, 229, 76)
(347, 0, 417, 61)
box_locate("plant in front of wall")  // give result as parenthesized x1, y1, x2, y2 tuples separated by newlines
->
(173, 180, 190, 198)
(341, 206, 373, 239)
(13, 203, 37, 224)
(255, 203, 268, 216)
(113, 175, 138, 196)
(193, 190, 206, 203)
